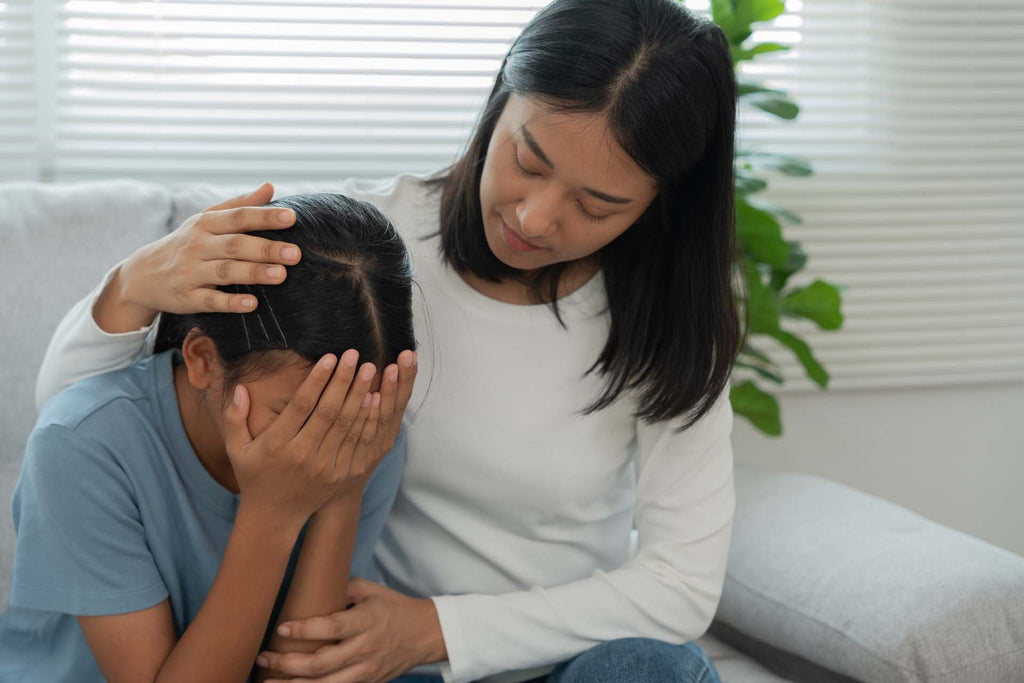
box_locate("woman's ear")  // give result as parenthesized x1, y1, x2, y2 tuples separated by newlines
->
(181, 329, 222, 390)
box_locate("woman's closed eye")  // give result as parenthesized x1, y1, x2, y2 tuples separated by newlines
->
(511, 148, 610, 223)
(511, 147, 540, 178)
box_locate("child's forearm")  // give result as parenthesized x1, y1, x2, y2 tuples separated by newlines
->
(257, 492, 362, 671)
(155, 503, 303, 683)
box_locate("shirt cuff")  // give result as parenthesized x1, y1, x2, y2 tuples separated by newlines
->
(431, 595, 469, 683)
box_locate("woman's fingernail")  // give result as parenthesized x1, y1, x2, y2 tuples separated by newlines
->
(320, 355, 336, 369)
(362, 393, 372, 407)
(256, 656, 269, 668)
(242, 297, 256, 309)
(277, 625, 291, 637)
(360, 364, 376, 381)
(278, 210, 294, 224)
(266, 266, 283, 278)
(282, 247, 299, 260)
(387, 365, 399, 382)
(401, 353, 413, 367)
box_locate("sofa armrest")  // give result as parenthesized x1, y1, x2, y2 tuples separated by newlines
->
(713, 463, 1024, 683)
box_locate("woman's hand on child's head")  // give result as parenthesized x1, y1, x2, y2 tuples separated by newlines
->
(119, 182, 301, 316)
(222, 350, 382, 530)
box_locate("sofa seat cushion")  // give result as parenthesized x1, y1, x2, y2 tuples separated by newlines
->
(717, 463, 1024, 683)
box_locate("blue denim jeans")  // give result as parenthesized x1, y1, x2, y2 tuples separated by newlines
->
(392, 637, 720, 683)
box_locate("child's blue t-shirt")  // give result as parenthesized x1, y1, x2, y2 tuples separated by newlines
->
(0, 350, 405, 682)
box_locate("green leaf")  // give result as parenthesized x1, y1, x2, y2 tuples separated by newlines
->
(732, 42, 790, 63)
(736, 172, 768, 195)
(743, 0, 787, 23)
(781, 281, 845, 330)
(769, 240, 808, 289)
(739, 151, 813, 177)
(744, 260, 780, 334)
(735, 359, 785, 385)
(737, 80, 785, 98)
(745, 199, 803, 225)
(768, 329, 830, 388)
(713, 0, 786, 47)
(743, 91, 800, 120)
(730, 380, 782, 436)
(736, 200, 791, 269)
(738, 343, 775, 366)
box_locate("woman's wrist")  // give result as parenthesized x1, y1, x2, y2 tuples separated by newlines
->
(92, 261, 159, 334)
(415, 598, 448, 664)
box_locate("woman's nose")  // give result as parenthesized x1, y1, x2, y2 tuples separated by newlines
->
(516, 189, 558, 238)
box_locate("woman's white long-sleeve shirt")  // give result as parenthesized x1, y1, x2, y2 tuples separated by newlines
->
(36, 173, 735, 683)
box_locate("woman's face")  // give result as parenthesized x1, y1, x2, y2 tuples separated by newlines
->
(478, 93, 659, 273)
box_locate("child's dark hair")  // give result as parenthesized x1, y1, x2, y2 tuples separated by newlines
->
(427, 0, 742, 429)
(155, 193, 416, 398)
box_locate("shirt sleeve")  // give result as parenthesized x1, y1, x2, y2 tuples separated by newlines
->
(9, 424, 169, 616)
(350, 427, 407, 581)
(430, 387, 736, 683)
(35, 262, 158, 412)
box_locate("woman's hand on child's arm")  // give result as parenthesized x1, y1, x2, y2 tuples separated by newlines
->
(94, 182, 302, 334)
(259, 579, 447, 683)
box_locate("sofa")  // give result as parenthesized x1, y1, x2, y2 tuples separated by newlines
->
(2, 179, 1023, 683)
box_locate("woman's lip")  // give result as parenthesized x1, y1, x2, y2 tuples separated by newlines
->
(500, 219, 542, 252)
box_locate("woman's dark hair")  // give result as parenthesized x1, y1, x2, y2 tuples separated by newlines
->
(427, 0, 744, 429)
(155, 193, 416, 398)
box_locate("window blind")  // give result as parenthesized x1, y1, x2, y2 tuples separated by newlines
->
(0, 0, 37, 180)
(54, 0, 549, 181)
(733, 0, 1024, 391)
(7, 0, 1024, 392)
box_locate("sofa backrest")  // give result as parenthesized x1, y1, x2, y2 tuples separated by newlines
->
(0, 180, 173, 605)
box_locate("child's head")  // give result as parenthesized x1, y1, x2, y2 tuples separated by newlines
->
(156, 192, 416, 437)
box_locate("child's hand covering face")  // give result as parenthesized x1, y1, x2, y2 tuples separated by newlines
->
(223, 350, 381, 526)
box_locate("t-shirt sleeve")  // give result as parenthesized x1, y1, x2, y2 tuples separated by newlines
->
(350, 427, 407, 581)
(35, 262, 157, 411)
(430, 387, 736, 683)
(9, 424, 169, 616)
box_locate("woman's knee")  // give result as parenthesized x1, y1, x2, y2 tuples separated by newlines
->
(549, 637, 718, 683)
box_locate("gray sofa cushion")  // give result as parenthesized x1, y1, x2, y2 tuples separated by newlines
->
(718, 463, 1024, 683)
(0, 180, 173, 606)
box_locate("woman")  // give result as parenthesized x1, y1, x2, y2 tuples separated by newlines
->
(3, 193, 417, 682)
(35, 1, 742, 681)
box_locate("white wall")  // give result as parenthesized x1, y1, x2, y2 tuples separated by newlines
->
(732, 381, 1024, 558)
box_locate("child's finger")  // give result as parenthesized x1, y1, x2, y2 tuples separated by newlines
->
(223, 385, 254, 458)
(266, 354, 337, 441)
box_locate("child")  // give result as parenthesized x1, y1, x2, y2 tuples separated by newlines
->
(0, 193, 417, 682)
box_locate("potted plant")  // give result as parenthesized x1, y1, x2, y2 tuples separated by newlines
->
(709, 0, 846, 435)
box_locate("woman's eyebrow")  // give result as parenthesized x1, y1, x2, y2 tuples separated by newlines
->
(520, 125, 634, 205)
